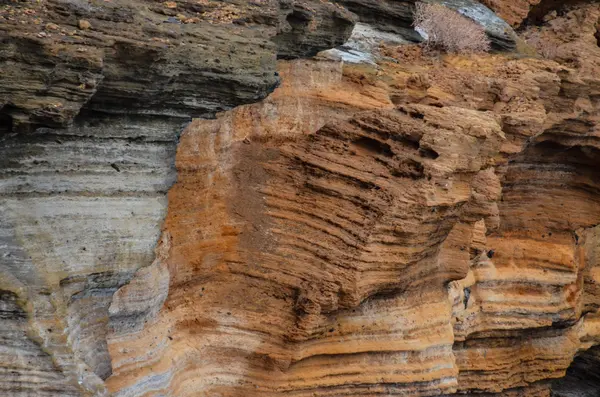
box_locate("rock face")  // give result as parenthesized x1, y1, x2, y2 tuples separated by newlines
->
(333, 0, 519, 50)
(479, 0, 542, 26)
(0, 0, 355, 395)
(0, 114, 181, 395)
(107, 2, 600, 392)
(0, 0, 357, 131)
(554, 346, 600, 397)
(432, 0, 519, 50)
(2, 1, 600, 397)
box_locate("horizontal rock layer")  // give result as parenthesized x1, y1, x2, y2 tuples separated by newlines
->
(0, 0, 356, 131)
(104, 4, 600, 394)
(1, 1, 600, 397)
(0, 112, 182, 396)
(0, 1, 358, 395)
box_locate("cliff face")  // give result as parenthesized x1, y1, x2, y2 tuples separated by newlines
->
(1, 0, 600, 396)
(0, 1, 355, 395)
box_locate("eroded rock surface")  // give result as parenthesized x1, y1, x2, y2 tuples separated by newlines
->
(333, 0, 519, 50)
(106, 2, 600, 391)
(0, 0, 357, 131)
(0, 0, 355, 395)
(2, 1, 600, 397)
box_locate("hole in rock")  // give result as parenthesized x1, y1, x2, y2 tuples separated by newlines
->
(409, 111, 425, 119)
(552, 346, 600, 397)
(0, 105, 18, 133)
(391, 158, 425, 179)
(286, 10, 310, 31)
(520, 0, 589, 28)
(353, 136, 394, 157)
(418, 147, 439, 159)
(0, 112, 13, 134)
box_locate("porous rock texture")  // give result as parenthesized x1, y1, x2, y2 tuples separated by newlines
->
(0, 0, 357, 130)
(2, 0, 600, 397)
(0, 0, 355, 395)
(107, 3, 600, 395)
(479, 0, 542, 26)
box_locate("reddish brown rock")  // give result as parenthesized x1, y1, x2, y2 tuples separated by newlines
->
(3, 2, 600, 397)
(481, 0, 542, 26)
(105, 8, 600, 391)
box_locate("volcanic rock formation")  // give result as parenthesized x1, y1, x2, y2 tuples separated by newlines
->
(1, 0, 600, 397)
(0, 0, 355, 395)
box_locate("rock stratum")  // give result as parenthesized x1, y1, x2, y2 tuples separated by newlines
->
(1, 0, 600, 396)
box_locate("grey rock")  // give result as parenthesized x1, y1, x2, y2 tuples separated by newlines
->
(428, 0, 518, 51)
(0, 114, 176, 394)
(552, 346, 600, 397)
(0, 1, 358, 395)
(274, 0, 357, 59)
(333, 0, 420, 40)
(333, 0, 518, 51)
(321, 22, 412, 65)
(0, 291, 81, 397)
(0, 0, 357, 132)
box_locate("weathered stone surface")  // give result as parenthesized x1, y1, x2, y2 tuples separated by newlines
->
(104, 15, 600, 394)
(0, 0, 356, 131)
(100, 2, 600, 394)
(332, 0, 422, 41)
(0, 1, 357, 395)
(553, 346, 600, 397)
(430, 0, 519, 50)
(553, 224, 600, 397)
(2, 1, 600, 397)
(0, 113, 178, 395)
(333, 0, 519, 50)
(322, 22, 412, 65)
(0, 290, 81, 397)
(480, 0, 542, 26)
(274, 0, 357, 59)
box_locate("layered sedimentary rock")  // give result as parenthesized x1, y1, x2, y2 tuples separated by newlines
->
(477, 0, 541, 26)
(0, 0, 355, 395)
(106, 2, 600, 392)
(0, 113, 182, 395)
(2, 0, 600, 396)
(0, 0, 357, 131)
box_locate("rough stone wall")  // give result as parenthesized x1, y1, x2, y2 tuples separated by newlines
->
(107, 7, 600, 391)
(2, 1, 600, 396)
(0, 1, 355, 395)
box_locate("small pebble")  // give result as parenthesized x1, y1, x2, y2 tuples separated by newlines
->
(78, 19, 91, 30)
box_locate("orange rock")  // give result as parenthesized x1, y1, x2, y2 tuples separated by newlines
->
(104, 3, 600, 390)
(4, 2, 600, 397)
(481, 0, 542, 26)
